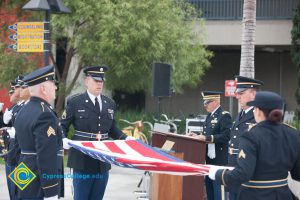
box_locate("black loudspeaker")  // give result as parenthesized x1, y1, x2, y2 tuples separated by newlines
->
(152, 62, 172, 97)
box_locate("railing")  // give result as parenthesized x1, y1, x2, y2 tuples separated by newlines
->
(186, 0, 298, 20)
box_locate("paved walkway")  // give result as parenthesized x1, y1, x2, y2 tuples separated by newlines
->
(0, 165, 145, 200)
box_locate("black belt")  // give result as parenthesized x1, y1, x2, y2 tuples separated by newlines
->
(21, 149, 64, 156)
(74, 130, 108, 140)
(242, 178, 288, 188)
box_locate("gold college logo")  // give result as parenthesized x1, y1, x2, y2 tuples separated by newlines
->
(8, 162, 36, 190)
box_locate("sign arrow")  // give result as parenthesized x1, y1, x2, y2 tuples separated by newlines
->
(9, 23, 17, 32)
(9, 44, 17, 51)
(9, 34, 18, 41)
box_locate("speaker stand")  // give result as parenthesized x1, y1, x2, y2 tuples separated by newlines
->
(157, 97, 162, 122)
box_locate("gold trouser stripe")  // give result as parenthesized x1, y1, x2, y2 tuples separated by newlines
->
(221, 169, 227, 186)
(42, 183, 58, 190)
(221, 185, 225, 200)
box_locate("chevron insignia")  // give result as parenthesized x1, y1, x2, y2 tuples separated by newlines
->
(238, 149, 246, 159)
(47, 126, 56, 137)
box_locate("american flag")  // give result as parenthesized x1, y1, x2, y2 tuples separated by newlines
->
(68, 140, 210, 176)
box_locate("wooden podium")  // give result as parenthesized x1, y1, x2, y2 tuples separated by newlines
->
(151, 131, 206, 200)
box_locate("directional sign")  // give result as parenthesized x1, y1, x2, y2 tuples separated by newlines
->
(225, 80, 236, 97)
(9, 42, 46, 53)
(9, 22, 45, 33)
(9, 32, 45, 42)
(8, 22, 49, 53)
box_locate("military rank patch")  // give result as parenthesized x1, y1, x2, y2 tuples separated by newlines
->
(47, 126, 56, 137)
(247, 123, 256, 131)
(238, 149, 246, 159)
(61, 110, 66, 119)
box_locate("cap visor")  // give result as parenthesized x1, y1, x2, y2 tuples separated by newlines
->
(91, 76, 104, 81)
(235, 88, 248, 93)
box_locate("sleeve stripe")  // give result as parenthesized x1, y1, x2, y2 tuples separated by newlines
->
(42, 183, 58, 190)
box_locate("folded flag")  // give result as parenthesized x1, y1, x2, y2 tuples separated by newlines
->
(68, 140, 210, 176)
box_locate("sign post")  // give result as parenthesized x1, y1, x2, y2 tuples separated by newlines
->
(225, 80, 236, 115)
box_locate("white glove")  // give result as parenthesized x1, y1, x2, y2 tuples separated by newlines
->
(208, 165, 219, 180)
(44, 195, 58, 200)
(0, 102, 3, 111)
(207, 143, 216, 159)
(7, 127, 16, 139)
(126, 136, 136, 140)
(63, 138, 71, 150)
(208, 165, 235, 180)
(3, 109, 13, 124)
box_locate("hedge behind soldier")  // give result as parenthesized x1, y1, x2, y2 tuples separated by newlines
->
(14, 66, 63, 200)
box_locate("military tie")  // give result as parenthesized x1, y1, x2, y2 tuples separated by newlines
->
(95, 97, 100, 114)
(239, 110, 245, 121)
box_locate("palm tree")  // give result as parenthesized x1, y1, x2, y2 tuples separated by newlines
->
(239, 0, 256, 78)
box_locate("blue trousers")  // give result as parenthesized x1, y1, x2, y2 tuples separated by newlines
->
(5, 164, 20, 200)
(229, 192, 237, 200)
(73, 170, 109, 200)
(205, 176, 228, 200)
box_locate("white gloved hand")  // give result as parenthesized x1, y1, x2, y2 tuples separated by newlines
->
(7, 127, 16, 139)
(126, 136, 136, 140)
(207, 143, 216, 159)
(44, 195, 58, 200)
(3, 109, 13, 124)
(0, 102, 3, 111)
(208, 165, 235, 180)
(208, 165, 219, 180)
(63, 138, 71, 150)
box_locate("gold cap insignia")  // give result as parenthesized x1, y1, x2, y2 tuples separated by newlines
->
(238, 149, 246, 159)
(47, 126, 56, 137)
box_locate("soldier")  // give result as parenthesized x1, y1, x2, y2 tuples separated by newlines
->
(227, 75, 263, 200)
(189, 91, 232, 200)
(14, 65, 64, 200)
(61, 66, 130, 200)
(209, 91, 300, 200)
(2, 76, 24, 200)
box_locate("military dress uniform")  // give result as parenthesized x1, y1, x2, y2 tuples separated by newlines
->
(14, 66, 64, 199)
(60, 66, 127, 200)
(226, 76, 264, 199)
(61, 92, 127, 172)
(201, 91, 232, 200)
(214, 91, 300, 200)
(2, 77, 26, 200)
(228, 108, 255, 167)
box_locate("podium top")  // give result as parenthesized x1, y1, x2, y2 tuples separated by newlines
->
(150, 131, 207, 143)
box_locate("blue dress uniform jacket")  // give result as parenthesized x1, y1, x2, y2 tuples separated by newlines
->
(4, 101, 25, 166)
(14, 97, 64, 198)
(204, 107, 232, 165)
(215, 121, 300, 200)
(228, 109, 255, 166)
(60, 92, 127, 173)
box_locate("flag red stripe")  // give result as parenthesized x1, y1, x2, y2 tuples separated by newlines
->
(104, 141, 126, 154)
(82, 142, 96, 149)
(121, 141, 177, 161)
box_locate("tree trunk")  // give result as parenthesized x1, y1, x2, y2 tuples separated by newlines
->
(240, 0, 256, 78)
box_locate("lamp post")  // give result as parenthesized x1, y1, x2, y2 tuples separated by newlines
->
(22, 0, 71, 66)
